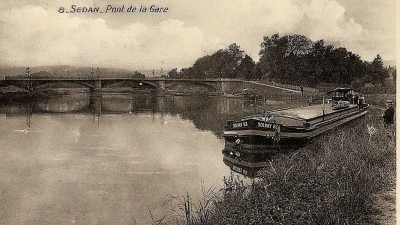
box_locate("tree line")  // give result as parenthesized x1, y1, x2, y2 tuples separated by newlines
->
(168, 34, 390, 88)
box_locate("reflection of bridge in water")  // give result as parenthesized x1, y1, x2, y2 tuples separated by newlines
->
(0, 94, 255, 136)
(0, 93, 295, 176)
(1, 77, 243, 93)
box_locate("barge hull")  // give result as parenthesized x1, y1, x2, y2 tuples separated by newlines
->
(223, 105, 368, 153)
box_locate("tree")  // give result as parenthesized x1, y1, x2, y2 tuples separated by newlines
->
(258, 34, 313, 84)
(258, 34, 286, 82)
(179, 43, 245, 78)
(302, 40, 331, 86)
(132, 71, 145, 78)
(31, 71, 52, 78)
(226, 43, 244, 64)
(179, 33, 387, 87)
(167, 68, 179, 78)
(285, 35, 313, 57)
(237, 55, 255, 79)
(257, 33, 371, 86)
(368, 54, 388, 84)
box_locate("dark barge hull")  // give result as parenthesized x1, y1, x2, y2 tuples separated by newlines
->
(223, 155, 269, 177)
(223, 104, 368, 154)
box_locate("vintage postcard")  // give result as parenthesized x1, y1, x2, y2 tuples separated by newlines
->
(0, 0, 396, 224)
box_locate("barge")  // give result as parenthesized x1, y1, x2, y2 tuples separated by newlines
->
(223, 88, 368, 155)
(223, 153, 272, 177)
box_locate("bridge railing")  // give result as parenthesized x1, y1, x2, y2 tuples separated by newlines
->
(257, 80, 319, 93)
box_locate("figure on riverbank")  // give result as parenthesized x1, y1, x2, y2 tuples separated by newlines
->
(353, 94, 358, 105)
(383, 100, 395, 127)
(358, 95, 365, 109)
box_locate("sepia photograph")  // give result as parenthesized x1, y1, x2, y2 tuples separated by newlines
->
(0, 0, 396, 224)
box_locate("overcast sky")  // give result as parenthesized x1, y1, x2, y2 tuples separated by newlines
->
(0, 0, 396, 70)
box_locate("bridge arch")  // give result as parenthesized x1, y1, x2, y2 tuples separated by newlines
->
(32, 80, 96, 90)
(0, 80, 31, 91)
(0, 77, 244, 93)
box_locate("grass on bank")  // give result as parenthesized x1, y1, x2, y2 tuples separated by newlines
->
(152, 107, 395, 225)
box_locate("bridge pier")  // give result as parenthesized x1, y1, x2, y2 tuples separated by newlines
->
(217, 79, 243, 93)
(27, 80, 34, 92)
(158, 79, 166, 91)
(90, 95, 102, 117)
(157, 79, 167, 96)
(92, 80, 102, 94)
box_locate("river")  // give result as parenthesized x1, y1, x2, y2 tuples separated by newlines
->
(0, 92, 283, 225)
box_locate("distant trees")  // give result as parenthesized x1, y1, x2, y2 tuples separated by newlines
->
(132, 71, 145, 78)
(179, 43, 248, 78)
(176, 34, 389, 87)
(257, 34, 388, 87)
(167, 68, 179, 78)
(31, 71, 53, 78)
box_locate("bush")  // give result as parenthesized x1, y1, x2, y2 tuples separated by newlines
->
(160, 112, 395, 225)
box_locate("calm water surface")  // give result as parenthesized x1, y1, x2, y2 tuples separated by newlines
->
(0, 93, 279, 224)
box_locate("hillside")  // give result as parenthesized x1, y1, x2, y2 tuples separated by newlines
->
(0, 65, 169, 79)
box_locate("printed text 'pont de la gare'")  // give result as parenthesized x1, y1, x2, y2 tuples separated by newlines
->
(58, 5, 169, 14)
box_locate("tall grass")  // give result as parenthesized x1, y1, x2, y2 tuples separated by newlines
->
(159, 110, 395, 224)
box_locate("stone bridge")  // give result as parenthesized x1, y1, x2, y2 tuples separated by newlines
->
(0, 77, 244, 93)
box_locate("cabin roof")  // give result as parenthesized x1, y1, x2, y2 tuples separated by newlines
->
(273, 104, 357, 120)
(326, 87, 353, 95)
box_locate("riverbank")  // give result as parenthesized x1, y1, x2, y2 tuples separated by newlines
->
(155, 98, 395, 225)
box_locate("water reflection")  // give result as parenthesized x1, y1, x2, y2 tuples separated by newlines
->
(0, 93, 271, 137)
(102, 94, 155, 113)
(35, 95, 90, 113)
(0, 93, 296, 224)
(0, 93, 276, 224)
(222, 151, 289, 178)
(223, 155, 269, 177)
(222, 138, 303, 178)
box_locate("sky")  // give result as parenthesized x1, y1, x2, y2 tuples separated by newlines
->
(0, 0, 396, 70)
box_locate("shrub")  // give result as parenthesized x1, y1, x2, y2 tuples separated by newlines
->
(162, 111, 395, 225)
